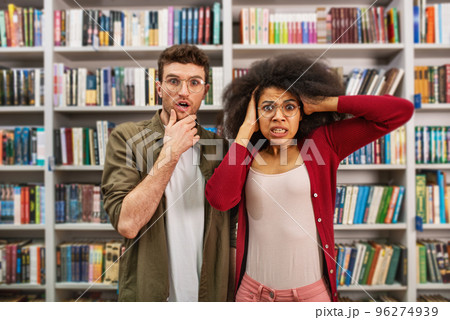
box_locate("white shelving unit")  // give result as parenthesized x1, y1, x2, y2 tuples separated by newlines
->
(1, 0, 449, 302)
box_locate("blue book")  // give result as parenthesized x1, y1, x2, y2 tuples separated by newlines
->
(360, 144, 366, 164)
(173, 9, 181, 45)
(121, 12, 125, 46)
(392, 186, 404, 223)
(362, 186, 374, 223)
(413, 6, 420, 43)
(302, 21, 308, 44)
(14, 127, 22, 164)
(21, 127, 30, 165)
(187, 8, 193, 44)
(193, 8, 199, 44)
(357, 186, 370, 224)
(385, 133, 391, 164)
(181, 8, 187, 44)
(356, 8, 362, 43)
(336, 245, 345, 286)
(67, 245, 72, 282)
(354, 148, 361, 164)
(338, 186, 346, 224)
(438, 4, 443, 44)
(345, 247, 358, 286)
(365, 143, 373, 164)
(334, 186, 342, 224)
(212, 2, 221, 44)
(353, 186, 365, 224)
(437, 171, 446, 223)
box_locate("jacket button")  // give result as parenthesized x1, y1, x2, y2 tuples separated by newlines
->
(325, 244, 329, 249)
(317, 218, 322, 222)
(313, 193, 318, 197)
(334, 293, 337, 297)
(269, 291, 274, 298)
(330, 269, 334, 274)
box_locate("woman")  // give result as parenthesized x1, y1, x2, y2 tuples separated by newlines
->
(205, 54, 414, 302)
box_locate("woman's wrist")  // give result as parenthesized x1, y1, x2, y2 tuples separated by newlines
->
(236, 124, 255, 147)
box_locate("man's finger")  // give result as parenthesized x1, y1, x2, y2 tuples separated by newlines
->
(167, 109, 177, 127)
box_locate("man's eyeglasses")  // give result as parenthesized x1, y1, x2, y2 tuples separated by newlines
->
(258, 102, 301, 118)
(163, 77, 206, 94)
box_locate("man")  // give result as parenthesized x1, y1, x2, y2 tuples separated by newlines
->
(101, 45, 236, 301)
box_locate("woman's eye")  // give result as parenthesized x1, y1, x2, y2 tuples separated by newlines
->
(263, 105, 273, 111)
(285, 104, 296, 111)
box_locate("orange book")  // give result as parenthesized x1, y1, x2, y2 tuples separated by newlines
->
(426, 6, 435, 43)
(7, 4, 17, 47)
(384, 186, 400, 223)
(367, 241, 382, 285)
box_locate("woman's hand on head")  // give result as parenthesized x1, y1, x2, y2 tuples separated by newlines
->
(302, 96, 339, 115)
(241, 88, 259, 134)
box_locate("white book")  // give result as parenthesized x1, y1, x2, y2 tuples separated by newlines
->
(241, 9, 249, 44)
(345, 69, 360, 95)
(96, 121, 105, 166)
(78, 68, 87, 106)
(0, 245, 5, 282)
(352, 243, 367, 285)
(72, 127, 82, 166)
(388, 68, 404, 96)
(14, 186, 21, 225)
(29, 244, 38, 284)
(433, 185, 441, 224)
(60, 127, 68, 165)
(378, 245, 393, 285)
(133, 67, 140, 106)
(347, 186, 359, 225)
(35, 68, 41, 106)
(371, 244, 386, 285)
(366, 73, 379, 96)
(159, 9, 168, 46)
(426, 185, 433, 223)
(342, 185, 353, 225)
(367, 186, 384, 224)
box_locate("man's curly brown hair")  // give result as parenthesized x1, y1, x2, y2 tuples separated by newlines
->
(223, 54, 346, 147)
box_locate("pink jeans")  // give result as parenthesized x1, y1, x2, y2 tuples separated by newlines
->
(236, 273, 332, 302)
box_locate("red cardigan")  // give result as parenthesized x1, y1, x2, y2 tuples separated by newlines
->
(205, 95, 414, 301)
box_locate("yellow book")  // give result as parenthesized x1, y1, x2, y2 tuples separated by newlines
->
(269, 14, 274, 44)
(148, 68, 156, 106)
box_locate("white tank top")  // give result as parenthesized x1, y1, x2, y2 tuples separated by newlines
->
(245, 164, 324, 290)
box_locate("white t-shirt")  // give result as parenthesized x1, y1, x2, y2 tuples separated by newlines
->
(164, 145, 204, 301)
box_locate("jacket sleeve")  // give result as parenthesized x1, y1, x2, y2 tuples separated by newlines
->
(324, 95, 414, 160)
(206, 143, 252, 211)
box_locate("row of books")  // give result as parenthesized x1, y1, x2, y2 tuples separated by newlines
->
(335, 241, 406, 287)
(417, 294, 450, 302)
(0, 184, 45, 225)
(415, 126, 450, 164)
(344, 67, 404, 96)
(413, 1, 450, 44)
(0, 293, 45, 302)
(416, 171, 450, 225)
(0, 127, 45, 166)
(0, 5, 43, 47)
(239, 7, 400, 45)
(56, 241, 122, 284)
(54, 4, 221, 47)
(417, 240, 450, 284)
(54, 121, 116, 167)
(334, 185, 404, 225)
(0, 240, 45, 284)
(0, 68, 44, 106)
(341, 127, 407, 165)
(53, 64, 223, 107)
(55, 184, 109, 224)
(338, 294, 400, 302)
(414, 65, 450, 105)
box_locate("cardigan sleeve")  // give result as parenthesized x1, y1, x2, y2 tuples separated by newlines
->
(205, 143, 252, 211)
(323, 95, 414, 160)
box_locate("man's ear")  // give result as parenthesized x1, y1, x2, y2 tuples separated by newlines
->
(156, 81, 163, 98)
(203, 83, 210, 100)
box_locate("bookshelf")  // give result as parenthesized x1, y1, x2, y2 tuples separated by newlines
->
(0, 0, 449, 302)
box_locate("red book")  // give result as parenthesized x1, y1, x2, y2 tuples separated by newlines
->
(11, 244, 17, 283)
(198, 7, 204, 45)
(204, 6, 211, 44)
(6, 244, 12, 283)
(24, 186, 30, 224)
(4, 9, 12, 47)
(20, 187, 26, 224)
(65, 127, 73, 165)
(54, 10, 61, 46)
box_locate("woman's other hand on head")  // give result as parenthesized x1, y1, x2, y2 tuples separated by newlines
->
(242, 88, 259, 133)
(302, 96, 339, 115)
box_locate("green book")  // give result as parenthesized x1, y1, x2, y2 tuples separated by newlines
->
(378, 186, 393, 223)
(417, 243, 427, 284)
(385, 244, 401, 284)
(359, 243, 375, 285)
(375, 187, 389, 223)
(83, 128, 90, 165)
(415, 174, 427, 220)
